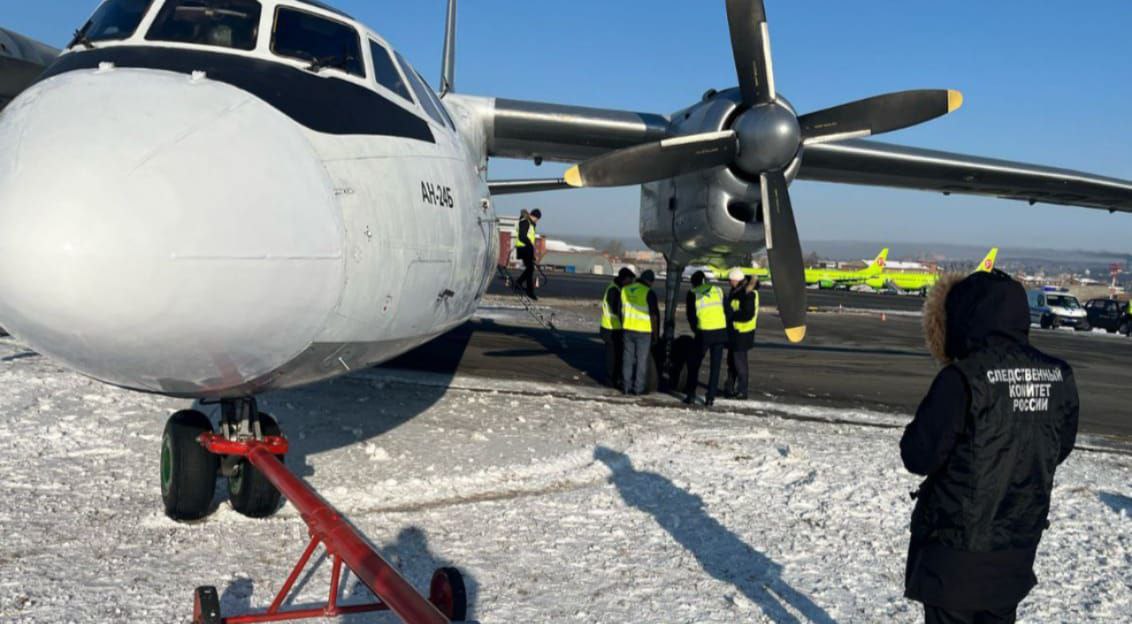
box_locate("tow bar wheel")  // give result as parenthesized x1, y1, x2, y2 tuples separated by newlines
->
(193, 586, 221, 624)
(429, 567, 468, 621)
(162, 410, 219, 521)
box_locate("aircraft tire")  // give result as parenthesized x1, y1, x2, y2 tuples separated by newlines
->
(429, 567, 468, 621)
(669, 335, 696, 393)
(227, 413, 284, 518)
(161, 410, 219, 521)
(645, 352, 659, 395)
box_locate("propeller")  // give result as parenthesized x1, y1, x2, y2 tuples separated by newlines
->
(563, 0, 963, 343)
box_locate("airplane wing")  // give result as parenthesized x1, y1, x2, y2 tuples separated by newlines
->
(0, 27, 60, 111)
(799, 139, 1132, 214)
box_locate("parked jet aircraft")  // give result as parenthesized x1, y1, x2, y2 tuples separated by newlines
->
(1, 0, 1131, 528)
(865, 248, 998, 295)
(712, 248, 889, 289)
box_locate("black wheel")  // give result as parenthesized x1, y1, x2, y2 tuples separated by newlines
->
(1075, 322, 1091, 332)
(667, 335, 696, 393)
(1039, 314, 1052, 330)
(193, 586, 221, 624)
(429, 567, 467, 621)
(644, 350, 659, 395)
(228, 413, 284, 518)
(1120, 322, 1131, 337)
(162, 410, 218, 521)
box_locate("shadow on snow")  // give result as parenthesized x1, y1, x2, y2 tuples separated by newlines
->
(595, 446, 837, 624)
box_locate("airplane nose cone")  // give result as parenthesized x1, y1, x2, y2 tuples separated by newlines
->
(0, 68, 344, 395)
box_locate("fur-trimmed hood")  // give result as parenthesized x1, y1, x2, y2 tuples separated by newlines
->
(923, 270, 1030, 365)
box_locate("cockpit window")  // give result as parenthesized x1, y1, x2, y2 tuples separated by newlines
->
(146, 0, 262, 51)
(415, 68, 457, 130)
(369, 41, 412, 103)
(271, 7, 364, 78)
(73, 0, 155, 45)
(395, 51, 453, 130)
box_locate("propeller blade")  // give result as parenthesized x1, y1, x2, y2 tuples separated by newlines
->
(799, 89, 964, 144)
(760, 170, 807, 343)
(564, 131, 738, 188)
(726, 0, 776, 107)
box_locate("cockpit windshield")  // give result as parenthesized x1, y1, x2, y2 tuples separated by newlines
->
(271, 7, 364, 78)
(147, 0, 262, 51)
(73, 0, 155, 46)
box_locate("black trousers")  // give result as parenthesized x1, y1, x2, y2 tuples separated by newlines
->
(685, 342, 724, 401)
(601, 330, 624, 388)
(726, 347, 749, 397)
(515, 249, 536, 295)
(924, 605, 1017, 624)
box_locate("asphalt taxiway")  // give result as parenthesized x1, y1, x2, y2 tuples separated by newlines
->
(487, 271, 927, 312)
(394, 290, 1132, 439)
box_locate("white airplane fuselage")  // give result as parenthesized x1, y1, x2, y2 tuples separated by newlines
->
(0, 2, 498, 398)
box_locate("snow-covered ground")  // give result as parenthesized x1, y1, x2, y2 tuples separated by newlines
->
(0, 337, 1129, 623)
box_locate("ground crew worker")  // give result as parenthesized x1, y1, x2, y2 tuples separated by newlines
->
(684, 271, 729, 406)
(725, 270, 758, 400)
(902, 270, 1079, 624)
(601, 268, 636, 389)
(513, 209, 541, 300)
(620, 270, 660, 395)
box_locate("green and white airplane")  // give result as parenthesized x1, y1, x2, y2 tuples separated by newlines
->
(865, 248, 998, 295)
(713, 248, 889, 288)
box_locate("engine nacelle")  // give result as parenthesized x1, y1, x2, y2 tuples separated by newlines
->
(640, 88, 802, 267)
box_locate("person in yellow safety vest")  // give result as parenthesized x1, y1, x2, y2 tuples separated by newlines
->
(601, 268, 637, 389)
(725, 269, 759, 400)
(684, 271, 729, 407)
(513, 209, 542, 300)
(620, 270, 660, 395)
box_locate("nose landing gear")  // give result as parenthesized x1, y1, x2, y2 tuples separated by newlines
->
(161, 399, 466, 623)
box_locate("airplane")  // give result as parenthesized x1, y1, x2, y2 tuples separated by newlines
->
(0, 0, 1130, 545)
(805, 248, 889, 290)
(712, 248, 890, 289)
(865, 248, 999, 295)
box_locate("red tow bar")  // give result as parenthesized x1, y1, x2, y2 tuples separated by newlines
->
(194, 434, 461, 624)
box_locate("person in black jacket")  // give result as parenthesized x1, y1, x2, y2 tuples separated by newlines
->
(725, 270, 759, 400)
(901, 269, 1079, 624)
(513, 209, 541, 299)
(683, 271, 730, 407)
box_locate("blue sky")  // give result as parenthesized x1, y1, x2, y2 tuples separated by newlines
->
(7, 1, 1132, 252)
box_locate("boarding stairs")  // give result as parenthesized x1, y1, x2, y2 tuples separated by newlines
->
(496, 265, 569, 351)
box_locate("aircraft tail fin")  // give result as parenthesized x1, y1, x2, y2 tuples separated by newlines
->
(975, 248, 999, 273)
(866, 248, 889, 274)
(440, 0, 457, 96)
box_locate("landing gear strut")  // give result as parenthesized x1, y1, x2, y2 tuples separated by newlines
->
(657, 258, 688, 392)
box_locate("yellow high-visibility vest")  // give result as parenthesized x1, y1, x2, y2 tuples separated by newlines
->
(621, 283, 653, 333)
(693, 284, 727, 331)
(514, 219, 536, 248)
(1127, 300, 1132, 315)
(731, 291, 759, 334)
(601, 283, 622, 331)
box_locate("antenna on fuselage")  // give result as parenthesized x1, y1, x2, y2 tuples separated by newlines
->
(440, 0, 457, 97)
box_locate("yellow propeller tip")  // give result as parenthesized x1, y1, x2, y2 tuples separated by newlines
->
(785, 326, 807, 343)
(947, 90, 964, 113)
(564, 166, 584, 188)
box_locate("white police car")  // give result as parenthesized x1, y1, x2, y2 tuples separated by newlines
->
(1027, 288, 1089, 331)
